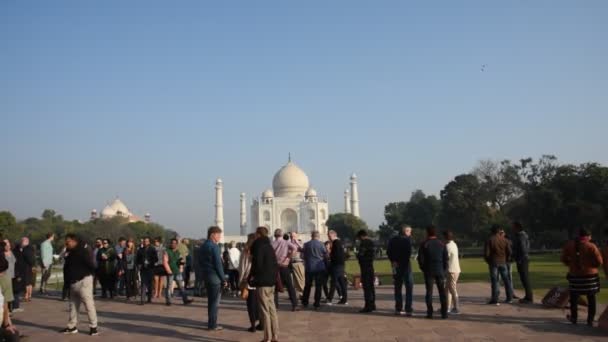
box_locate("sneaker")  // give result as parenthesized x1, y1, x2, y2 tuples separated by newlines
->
(405, 311, 413, 317)
(326, 302, 334, 306)
(208, 326, 224, 331)
(395, 310, 405, 316)
(183, 299, 194, 305)
(337, 301, 349, 305)
(12, 308, 24, 313)
(487, 300, 500, 306)
(450, 308, 460, 315)
(519, 298, 533, 304)
(504, 299, 513, 304)
(90, 327, 99, 336)
(60, 327, 78, 334)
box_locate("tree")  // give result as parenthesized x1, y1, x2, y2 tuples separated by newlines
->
(0, 211, 16, 230)
(472, 159, 522, 210)
(0, 211, 21, 242)
(403, 190, 440, 229)
(377, 222, 396, 244)
(383, 190, 441, 232)
(325, 213, 368, 242)
(438, 174, 491, 241)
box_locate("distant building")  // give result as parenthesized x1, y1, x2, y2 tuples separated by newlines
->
(219, 157, 360, 243)
(90, 198, 150, 223)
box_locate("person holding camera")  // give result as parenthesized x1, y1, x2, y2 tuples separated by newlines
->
(163, 239, 193, 306)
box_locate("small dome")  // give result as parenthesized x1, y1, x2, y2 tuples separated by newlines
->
(262, 189, 274, 198)
(305, 188, 317, 197)
(109, 198, 130, 217)
(272, 161, 310, 198)
(101, 205, 116, 218)
(351, 173, 357, 180)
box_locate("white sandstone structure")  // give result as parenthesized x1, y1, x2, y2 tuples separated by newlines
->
(90, 198, 150, 223)
(219, 157, 360, 244)
(250, 159, 329, 236)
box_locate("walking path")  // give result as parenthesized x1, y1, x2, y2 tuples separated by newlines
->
(10, 282, 608, 341)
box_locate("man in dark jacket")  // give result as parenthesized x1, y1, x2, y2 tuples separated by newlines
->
(387, 224, 413, 316)
(328, 230, 348, 305)
(136, 237, 158, 304)
(484, 224, 513, 305)
(417, 225, 448, 319)
(60, 233, 98, 336)
(199, 226, 227, 331)
(511, 221, 533, 303)
(357, 230, 376, 313)
(250, 227, 279, 342)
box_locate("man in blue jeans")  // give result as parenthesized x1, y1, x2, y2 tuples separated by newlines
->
(200, 226, 227, 331)
(164, 239, 193, 306)
(302, 231, 328, 309)
(484, 225, 513, 305)
(387, 224, 414, 316)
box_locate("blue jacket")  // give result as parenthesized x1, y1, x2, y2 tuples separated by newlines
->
(303, 239, 327, 273)
(199, 240, 225, 285)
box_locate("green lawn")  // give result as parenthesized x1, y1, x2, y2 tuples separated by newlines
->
(345, 253, 608, 304)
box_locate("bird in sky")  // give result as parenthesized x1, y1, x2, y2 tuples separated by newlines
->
(481, 64, 487, 72)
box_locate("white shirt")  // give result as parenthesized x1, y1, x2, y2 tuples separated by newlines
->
(228, 247, 241, 270)
(446, 241, 461, 273)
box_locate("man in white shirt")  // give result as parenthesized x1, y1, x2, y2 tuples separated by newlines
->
(227, 241, 241, 296)
(443, 230, 461, 314)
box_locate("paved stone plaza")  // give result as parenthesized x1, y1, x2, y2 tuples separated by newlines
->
(11, 283, 608, 341)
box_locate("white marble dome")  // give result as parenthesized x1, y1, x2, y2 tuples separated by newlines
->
(101, 205, 116, 218)
(305, 187, 317, 197)
(262, 189, 274, 198)
(272, 161, 310, 197)
(109, 198, 130, 216)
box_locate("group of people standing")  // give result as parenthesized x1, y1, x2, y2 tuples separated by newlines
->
(89, 236, 192, 305)
(370, 224, 460, 318)
(3, 220, 608, 341)
(377, 222, 531, 320)
(200, 226, 351, 342)
(0, 235, 41, 342)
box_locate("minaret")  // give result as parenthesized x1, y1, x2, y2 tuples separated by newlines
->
(350, 173, 360, 218)
(240, 192, 247, 236)
(344, 189, 351, 214)
(90, 209, 98, 221)
(214, 178, 224, 232)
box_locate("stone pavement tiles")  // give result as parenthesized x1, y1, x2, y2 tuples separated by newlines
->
(10, 282, 608, 342)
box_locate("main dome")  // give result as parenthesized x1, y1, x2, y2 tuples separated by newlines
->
(109, 198, 130, 216)
(272, 161, 310, 198)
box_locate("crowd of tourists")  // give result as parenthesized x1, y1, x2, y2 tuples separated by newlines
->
(0, 221, 607, 341)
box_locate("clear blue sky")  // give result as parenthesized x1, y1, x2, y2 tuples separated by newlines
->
(1, 1, 606, 237)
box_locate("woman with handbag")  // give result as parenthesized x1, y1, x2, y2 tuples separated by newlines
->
(238, 233, 262, 333)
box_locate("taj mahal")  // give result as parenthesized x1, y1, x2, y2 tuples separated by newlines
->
(219, 158, 360, 243)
